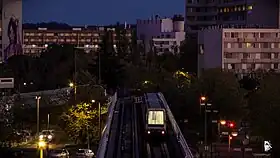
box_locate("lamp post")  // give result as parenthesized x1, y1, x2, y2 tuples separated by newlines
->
(200, 96, 208, 145)
(218, 120, 226, 141)
(92, 99, 101, 140)
(98, 50, 101, 84)
(69, 82, 76, 104)
(47, 113, 50, 130)
(36, 96, 41, 136)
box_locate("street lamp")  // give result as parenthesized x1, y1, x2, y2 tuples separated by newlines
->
(220, 120, 226, 125)
(69, 82, 77, 103)
(92, 99, 101, 140)
(69, 82, 74, 87)
(36, 96, 41, 137)
(218, 120, 227, 139)
(200, 96, 206, 101)
(199, 96, 210, 147)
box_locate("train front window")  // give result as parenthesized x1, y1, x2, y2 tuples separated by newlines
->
(148, 110, 164, 125)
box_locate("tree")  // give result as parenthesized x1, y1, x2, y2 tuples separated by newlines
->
(188, 69, 245, 120)
(247, 73, 280, 155)
(156, 53, 180, 72)
(6, 55, 35, 91)
(179, 35, 199, 74)
(60, 102, 107, 144)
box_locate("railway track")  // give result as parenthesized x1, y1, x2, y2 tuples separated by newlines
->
(146, 142, 170, 158)
(116, 99, 139, 158)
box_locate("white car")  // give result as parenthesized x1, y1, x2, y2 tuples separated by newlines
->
(49, 149, 70, 158)
(76, 149, 95, 158)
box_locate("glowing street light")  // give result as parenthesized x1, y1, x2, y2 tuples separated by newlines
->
(69, 82, 74, 87)
(91, 100, 95, 103)
(220, 120, 226, 125)
(231, 132, 238, 137)
(200, 96, 206, 101)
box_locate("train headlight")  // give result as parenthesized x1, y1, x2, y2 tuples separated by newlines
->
(47, 135, 52, 140)
(147, 131, 150, 134)
(162, 131, 165, 135)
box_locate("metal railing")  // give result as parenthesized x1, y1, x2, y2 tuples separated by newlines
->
(96, 92, 117, 158)
(157, 92, 194, 158)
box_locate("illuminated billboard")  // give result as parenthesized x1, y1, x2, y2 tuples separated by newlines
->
(1, 0, 22, 61)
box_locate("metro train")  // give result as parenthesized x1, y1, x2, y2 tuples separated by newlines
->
(144, 93, 167, 140)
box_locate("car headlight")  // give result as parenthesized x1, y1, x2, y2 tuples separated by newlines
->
(39, 135, 44, 140)
(47, 135, 52, 139)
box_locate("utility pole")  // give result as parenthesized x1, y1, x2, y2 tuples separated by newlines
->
(98, 51, 101, 84)
(74, 33, 80, 103)
(36, 96, 41, 136)
(47, 113, 50, 130)
(99, 102, 101, 139)
(87, 125, 90, 149)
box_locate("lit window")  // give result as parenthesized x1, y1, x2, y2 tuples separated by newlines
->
(238, 7, 241, 11)
(246, 43, 252, 48)
(248, 5, 253, 10)
(224, 8, 227, 12)
(220, 9, 223, 12)
(234, 7, 237, 11)
(242, 6, 245, 11)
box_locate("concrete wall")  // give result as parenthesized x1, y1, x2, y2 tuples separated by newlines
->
(198, 29, 223, 70)
(2, 0, 22, 60)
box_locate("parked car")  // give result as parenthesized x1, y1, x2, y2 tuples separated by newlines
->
(49, 149, 69, 158)
(76, 149, 95, 158)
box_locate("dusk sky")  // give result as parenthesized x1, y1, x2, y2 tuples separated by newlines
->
(23, 0, 184, 25)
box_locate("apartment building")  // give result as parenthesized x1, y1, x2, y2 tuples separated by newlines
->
(198, 28, 280, 76)
(23, 24, 133, 55)
(137, 15, 185, 54)
(185, 0, 279, 31)
(0, 0, 23, 61)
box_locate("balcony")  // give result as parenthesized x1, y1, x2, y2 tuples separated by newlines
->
(224, 48, 280, 53)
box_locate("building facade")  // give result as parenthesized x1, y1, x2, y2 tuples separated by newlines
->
(185, 0, 280, 31)
(23, 25, 133, 55)
(198, 28, 280, 76)
(137, 15, 185, 54)
(0, 0, 23, 61)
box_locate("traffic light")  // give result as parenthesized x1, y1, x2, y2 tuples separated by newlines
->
(229, 122, 235, 128)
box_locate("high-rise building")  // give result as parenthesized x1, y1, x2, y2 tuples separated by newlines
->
(198, 28, 280, 77)
(22, 24, 133, 56)
(137, 15, 185, 54)
(0, 0, 23, 61)
(185, 0, 280, 31)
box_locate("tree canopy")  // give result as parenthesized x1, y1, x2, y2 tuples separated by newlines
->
(247, 73, 280, 155)
(60, 102, 107, 144)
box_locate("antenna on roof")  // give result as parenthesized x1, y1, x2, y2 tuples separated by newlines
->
(124, 21, 127, 29)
